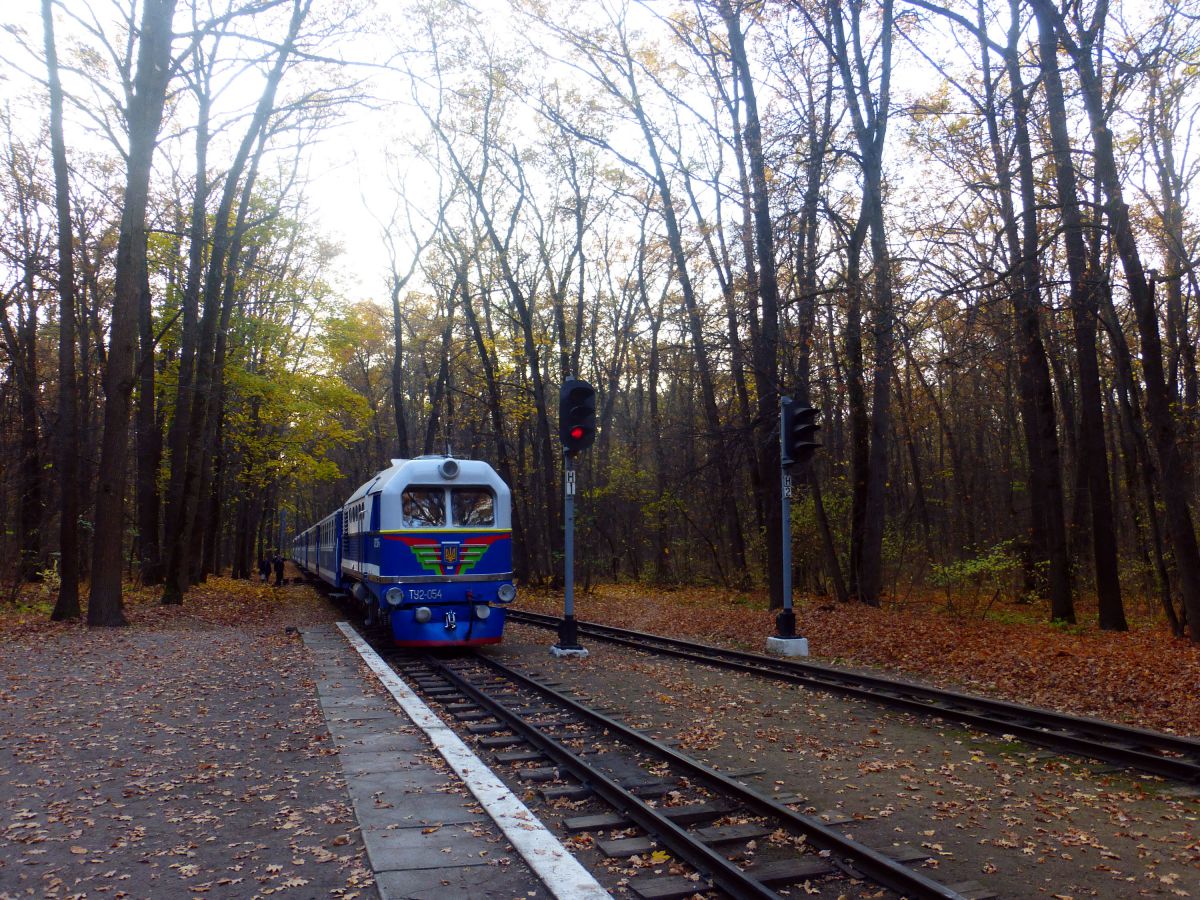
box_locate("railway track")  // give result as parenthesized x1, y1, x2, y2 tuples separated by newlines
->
(376, 643, 981, 900)
(507, 609, 1200, 784)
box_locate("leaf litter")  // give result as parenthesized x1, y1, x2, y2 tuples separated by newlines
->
(519, 584, 1200, 737)
(0, 575, 373, 898)
(504, 585, 1199, 896)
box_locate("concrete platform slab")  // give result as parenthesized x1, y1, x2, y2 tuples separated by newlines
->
(324, 694, 394, 708)
(329, 720, 414, 743)
(337, 731, 427, 754)
(345, 766, 451, 794)
(353, 793, 485, 828)
(303, 622, 610, 900)
(374, 861, 541, 900)
(325, 707, 400, 721)
(364, 822, 498, 871)
(340, 750, 426, 776)
(318, 683, 376, 697)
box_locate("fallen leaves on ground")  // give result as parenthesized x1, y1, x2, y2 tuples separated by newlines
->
(0, 564, 334, 641)
(499, 590, 1200, 898)
(0, 574, 371, 898)
(518, 583, 1200, 737)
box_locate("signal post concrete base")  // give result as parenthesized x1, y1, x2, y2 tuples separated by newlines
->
(550, 644, 590, 659)
(551, 614, 588, 658)
(766, 636, 809, 657)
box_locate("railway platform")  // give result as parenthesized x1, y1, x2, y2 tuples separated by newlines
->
(303, 622, 610, 900)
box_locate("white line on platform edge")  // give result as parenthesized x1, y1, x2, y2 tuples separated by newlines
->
(335, 622, 612, 900)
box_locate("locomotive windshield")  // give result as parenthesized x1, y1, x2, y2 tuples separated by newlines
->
(452, 489, 495, 526)
(401, 488, 444, 528)
(400, 486, 496, 528)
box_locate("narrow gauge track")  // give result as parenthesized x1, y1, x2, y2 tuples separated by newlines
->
(507, 610, 1200, 784)
(371, 641, 979, 900)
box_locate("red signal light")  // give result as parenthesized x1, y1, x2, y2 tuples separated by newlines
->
(559, 377, 597, 455)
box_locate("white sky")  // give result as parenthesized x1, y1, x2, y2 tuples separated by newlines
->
(0, 0, 446, 299)
(0, 0, 744, 303)
(4, 0, 1182, 312)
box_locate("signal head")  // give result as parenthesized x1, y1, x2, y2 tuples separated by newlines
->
(559, 377, 597, 455)
(780, 396, 822, 467)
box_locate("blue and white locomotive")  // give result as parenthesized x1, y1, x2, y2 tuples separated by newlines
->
(293, 456, 517, 647)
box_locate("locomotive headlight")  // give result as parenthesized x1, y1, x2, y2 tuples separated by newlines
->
(384, 587, 404, 607)
(474, 604, 491, 620)
(413, 607, 432, 624)
(497, 583, 516, 603)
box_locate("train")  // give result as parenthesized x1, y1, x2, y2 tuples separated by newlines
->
(292, 455, 516, 647)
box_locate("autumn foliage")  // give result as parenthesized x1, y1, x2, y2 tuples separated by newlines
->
(518, 585, 1200, 738)
(0, 573, 339, 641)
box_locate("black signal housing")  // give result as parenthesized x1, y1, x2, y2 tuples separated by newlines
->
(780, 396, 821, 467)
(559, 377, 597, 455)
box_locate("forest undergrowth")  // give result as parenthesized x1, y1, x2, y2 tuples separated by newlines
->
(520, 583, 1200, 739)
(0, 573, 340, 639)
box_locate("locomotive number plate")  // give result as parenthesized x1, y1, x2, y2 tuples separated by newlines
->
(408, 588, 443, 602)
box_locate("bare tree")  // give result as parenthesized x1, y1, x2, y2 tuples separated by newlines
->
(43, 0, 81, 619)
(1038, 0, 1200, 640)
(88, 0, 178, 626)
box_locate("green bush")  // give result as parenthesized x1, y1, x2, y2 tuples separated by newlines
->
(928, 540, 1020, 615)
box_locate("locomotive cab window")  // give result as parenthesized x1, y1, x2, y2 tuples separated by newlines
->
(402, 488, 445, 528)
(452, 488, 495, 526)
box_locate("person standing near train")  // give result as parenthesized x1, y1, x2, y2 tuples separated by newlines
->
(272, 553, 284, 586)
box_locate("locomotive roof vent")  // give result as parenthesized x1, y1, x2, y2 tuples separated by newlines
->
(439, 458, 460, 480)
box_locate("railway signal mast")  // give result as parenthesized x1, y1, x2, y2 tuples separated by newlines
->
(553, 377, 597, 658)
(770, 396, 821, 656)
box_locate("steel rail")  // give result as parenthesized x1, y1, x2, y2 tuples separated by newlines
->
(507, 610, 1200, 784)
(415, 654, 782, 900)
(466, 652, 967, 899)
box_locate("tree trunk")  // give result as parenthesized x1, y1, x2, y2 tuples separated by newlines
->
(1033, 2, 1124, 628)
(428, 100, 559, 580)
(1045, 0, 1200, 638)
(88, 0, 177, 627)
(423, 288, 456, 454)
(14, 283, 42, 585)
(1000, 0, 1073, 621)
(826, 0, 896, 606)
(161, 0, 306, 603)
(720, 1, 782, 605)
(390, 282, 412, 458)
(610, 34, 747, 582)
(844, 219, 870, 599)
(198, 163, 265, 581)
(455, 245, 530, 583)
(135, 263, 163, 585)
(44, 0, 80, 619)
(160, 70, 210, 602)
(2, 146, 45, 586)
(1146, 63, 1200, 507)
